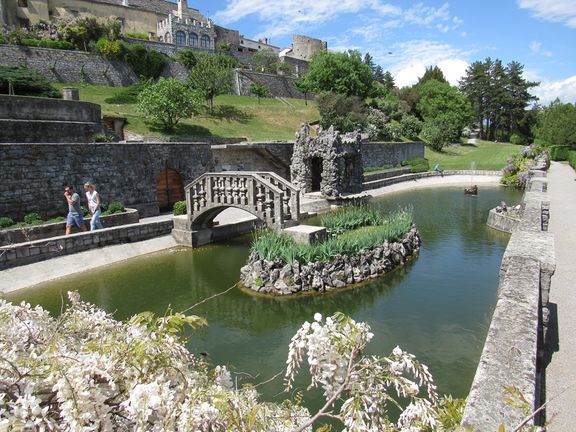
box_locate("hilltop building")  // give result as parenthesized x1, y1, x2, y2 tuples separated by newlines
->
(0, 0, 327, 74)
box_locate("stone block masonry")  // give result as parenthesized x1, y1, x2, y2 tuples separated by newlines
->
(0, 45, 138, 87)
(362, 141, 425, 168)
(0, 142, 213, 221)
(0, 219, 173, 270)
(462, 163, 555, 430)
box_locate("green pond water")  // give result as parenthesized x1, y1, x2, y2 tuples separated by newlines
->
(6, 185, 522, 410)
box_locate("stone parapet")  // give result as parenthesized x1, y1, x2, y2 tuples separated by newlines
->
(462, 169, 555, 430)
(0, 220, 173, 270)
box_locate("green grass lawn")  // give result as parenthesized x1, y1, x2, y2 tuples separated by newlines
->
(426, 139, 521, 171)
(53, 83, 319, 141)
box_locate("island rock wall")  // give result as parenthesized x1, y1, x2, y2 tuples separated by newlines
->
(240, 226, 421, 295)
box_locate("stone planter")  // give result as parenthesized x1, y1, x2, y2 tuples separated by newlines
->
(0, 208, 139, 246)
(240, 225, 421, 295)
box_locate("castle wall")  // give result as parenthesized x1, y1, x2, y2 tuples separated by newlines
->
(0, 142, 213, 220)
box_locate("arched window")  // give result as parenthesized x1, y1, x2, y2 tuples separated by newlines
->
(189, 32, 198, 46)
(175, 31, 186, 46)
(164, 32, 171, 44)
(200, 35, 210, 49)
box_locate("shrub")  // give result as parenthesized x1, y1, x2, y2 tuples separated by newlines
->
(0, 65, 60, 98)
(400, 115, 423, 140)
(569, 151, 576, 171)
(317, 91, 366, 133)
(402, 158, 429, 173)
(123, 43, 168, 80)
(23, 212, 43, 225)
(174, 50, 197, 70)
(421, 115, 462, 151)
(549, 145, 571, 161)
(173, 200, 187, 216)
(102, 201, 125, 215)
(124, 32, 149, 40)
(96, 37, 124, 59)
(0, 217, 15, 229)
(510, 133, 527, 145)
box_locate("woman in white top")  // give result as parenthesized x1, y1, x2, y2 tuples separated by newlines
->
(84, 182, 104, 231)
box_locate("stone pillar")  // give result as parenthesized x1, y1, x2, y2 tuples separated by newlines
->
(62, 88, 80, 101)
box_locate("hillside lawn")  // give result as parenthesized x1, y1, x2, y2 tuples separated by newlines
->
(426, 139, 521, 171)
(53, 83, 319, 141)
(54, 83, 520, 171)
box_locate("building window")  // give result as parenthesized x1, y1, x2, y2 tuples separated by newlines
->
(189, 33, 198, 46)
(165, 32, 171, 44)
(200, 35, 210, 48)
(175, 31, 186, 46)
(18, 0, 28, 7)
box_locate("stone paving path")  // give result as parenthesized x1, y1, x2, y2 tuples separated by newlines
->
(544, 161, 576, 430)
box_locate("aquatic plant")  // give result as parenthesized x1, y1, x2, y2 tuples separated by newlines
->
(252, 206, 413, 264)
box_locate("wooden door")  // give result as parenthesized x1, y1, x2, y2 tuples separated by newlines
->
(156, 168, 184, 211)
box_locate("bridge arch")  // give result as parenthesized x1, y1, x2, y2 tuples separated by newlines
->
(184, 172, 300, 231)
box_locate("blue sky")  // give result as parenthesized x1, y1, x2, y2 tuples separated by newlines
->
(193, 0, 576, 104)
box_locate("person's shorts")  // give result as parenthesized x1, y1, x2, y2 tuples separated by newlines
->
(67, 212, 84, 228)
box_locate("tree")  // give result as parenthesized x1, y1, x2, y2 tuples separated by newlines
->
(188, 53, 234, 113)
(294, 78, 313, 105)
(249, 82, 269, 103)
(251, 48, 278, 73)
(459, 58, 538, 141)
(137, 78, 201, 132)
(299, 50, 374, 98)
(534, 100, 576, 147)
(381, 70, 396, 91)
(417, 79, 472, 131)
(417, 65, 448, 85)
(316, 91, 367, 132)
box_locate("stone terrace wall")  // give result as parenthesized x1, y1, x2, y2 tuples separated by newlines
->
(0, 45, 137, 87)
(462, 165, 554, 430)
(361, 141, 425, 168)
(212, 142, 294, 179)
(0, 143, 213, 220)
(0, 95, 107, 143)
(212, 141, 425, 180)
(234, 70, 305, 99)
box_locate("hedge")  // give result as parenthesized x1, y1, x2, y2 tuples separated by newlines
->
(549, 145, 571, 161)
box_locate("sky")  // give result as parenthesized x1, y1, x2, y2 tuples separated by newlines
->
(189, 0, 576, 105)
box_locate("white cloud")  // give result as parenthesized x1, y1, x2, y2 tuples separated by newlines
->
(215, 0, 459, 39)
(528, 74, 576, 104)
(529, 41, 552, 57)
(518, 0, 576, 28)
(379, 40, 470, 87)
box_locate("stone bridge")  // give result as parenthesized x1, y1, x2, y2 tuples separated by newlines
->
(173, 172, 301, 246)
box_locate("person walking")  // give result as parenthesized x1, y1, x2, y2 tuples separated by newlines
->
(84, 182, 104, 231)
(64, 185, 87, 235)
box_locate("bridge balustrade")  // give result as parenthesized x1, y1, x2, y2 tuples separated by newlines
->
(184, 172, 300, 230)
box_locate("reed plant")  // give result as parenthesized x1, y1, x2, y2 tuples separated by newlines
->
(251, 206, 413, 264)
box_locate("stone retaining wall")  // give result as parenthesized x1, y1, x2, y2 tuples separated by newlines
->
(0, 209, 139, 246)
(0, 220, 173, 270)
(462, 162, 554, 430)
(0, 142, 213, 220)
(234, 70, 305, 99)
(240, 226, 421, 295)
(362, 141, 425, 168)
(0, 45, 137, 87)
